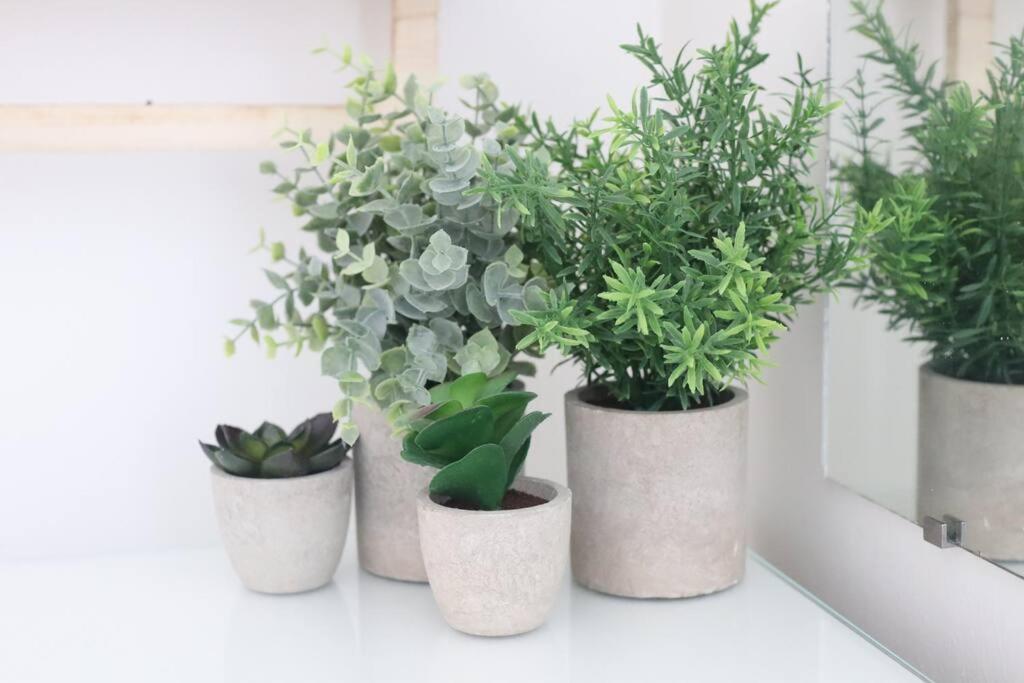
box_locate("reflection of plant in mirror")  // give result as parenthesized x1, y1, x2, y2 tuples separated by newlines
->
(840, 1, 1024, 384)
(477, 2, 870, 410)
(200, 414, 348, 478)
(400, 372, 548, 511)
(224, 50, 548, 442)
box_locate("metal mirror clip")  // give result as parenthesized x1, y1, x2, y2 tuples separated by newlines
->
(922, 515, 966, 549)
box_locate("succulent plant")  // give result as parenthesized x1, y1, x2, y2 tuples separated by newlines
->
(225, 50, 549, 443)
(200, 413, 348, 478)
(400, 372, 549, 510)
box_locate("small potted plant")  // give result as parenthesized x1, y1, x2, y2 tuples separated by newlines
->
(226, 50, 548, 581)
(478, 3, 869, 598)
(400, 372, 569, 636)
(839, 3, 1024, 558)
(200, 413, 353, 594)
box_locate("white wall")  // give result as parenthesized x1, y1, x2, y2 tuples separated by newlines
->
(0, 0, 388, 560)
(0, 150, 344, 559)
(995, 0, 1024, 45)
(2, 0, 389, 103)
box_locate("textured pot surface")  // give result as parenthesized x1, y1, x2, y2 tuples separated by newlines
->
(918, 364, 1024, 560)
(210, 459, 353, 594)
(417, 476, 571, 637)
(565, 386, 748, 598)
(352, 402, 432, 582)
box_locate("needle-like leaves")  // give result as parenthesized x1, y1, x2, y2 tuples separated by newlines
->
(840, 2, 1024, 384)
(477, 2, 863, 408)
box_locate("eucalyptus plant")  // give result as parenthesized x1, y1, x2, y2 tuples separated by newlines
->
(839, 1, 1024, 384)
(400, 372, 548, 510)
(225, 50, 547, 442)
(477, 2, 870, 410)
(200, 413, 347, 478)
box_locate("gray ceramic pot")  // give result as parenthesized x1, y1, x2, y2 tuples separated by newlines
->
(210, 459, 353, 594)
(351, 402, 432, 582)
(918, 364, 1024, 560)
(417, 476, 571, 637)
(564, 386, 748, 598)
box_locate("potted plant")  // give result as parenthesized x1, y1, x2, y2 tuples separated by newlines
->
(200, 413, 353, 594)
(400, 372, 569, 636)
(477, 3, 870, 597)
(838, 3, 1024, 558)
(225, 49, 547, 581)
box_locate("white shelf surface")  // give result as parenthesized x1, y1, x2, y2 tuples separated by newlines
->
(0, 548, 919, 682)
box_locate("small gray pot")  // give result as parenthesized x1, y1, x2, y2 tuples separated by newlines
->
(918, 364, 1024, 560)
(417, 477, 571, 637)
(210, 459, 353, 594)
(352, 402, 432, 582)
(564, 386, 748, 598)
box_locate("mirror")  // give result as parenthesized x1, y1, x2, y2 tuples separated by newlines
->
(826, 0, 1024, 578)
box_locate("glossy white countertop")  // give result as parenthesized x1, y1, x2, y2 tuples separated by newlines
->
(0, 547, 919, 682)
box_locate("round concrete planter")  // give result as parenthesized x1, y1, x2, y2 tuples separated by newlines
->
(564, 386, 748, 598)
(917, 364, 1024, 560)
(417, 476, 571, 637)
(351, 402, 432, 582)
(210, 459, 353, 594)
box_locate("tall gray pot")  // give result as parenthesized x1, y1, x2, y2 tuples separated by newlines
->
(352, 402, 432, 582)
(564, 386, 748, 598)
(917, 364, 1024, 560)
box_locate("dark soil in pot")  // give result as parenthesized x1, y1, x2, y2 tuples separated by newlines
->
(442, 489, 547, 511)
(578, 384, 735, 411)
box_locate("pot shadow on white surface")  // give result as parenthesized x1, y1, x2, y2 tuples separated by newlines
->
(352, 567, 445, 680)
(225, 582, 355, 683)
(352, 563, 571, 682)
(424, 581, 571, 682)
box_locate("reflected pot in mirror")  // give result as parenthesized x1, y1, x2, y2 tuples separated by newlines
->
(417, 477, 571, 637)
(918, 364, 1024, 560)
(210, 459, 354, 594)
(352, 402, 432, 582)
(565, 386, 748, 598)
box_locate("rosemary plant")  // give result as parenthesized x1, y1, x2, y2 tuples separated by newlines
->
(839, 1, 1024, 384)
(477, 1, 868, 409)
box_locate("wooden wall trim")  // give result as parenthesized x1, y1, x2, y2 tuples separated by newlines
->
(392, 0, 439, 80)
(946, 0, 994, 91)
(0, 2, 439, 152)
(0, 104, 347, 152)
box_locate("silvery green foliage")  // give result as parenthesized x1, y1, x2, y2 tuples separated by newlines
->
(228, 51, 546, 443)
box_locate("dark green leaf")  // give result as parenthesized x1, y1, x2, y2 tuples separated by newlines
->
(477, 391, 536, 441)
(429, 443, 509, 510)
(401, 433, 454, 469)
(414, 406, 495, 460)
(255, 422, 286, 446)
(308, 440, 347, 473)
(498, 411, 548, 470)
(260, 449, 309, 478)
(213, 447, 261, 477)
